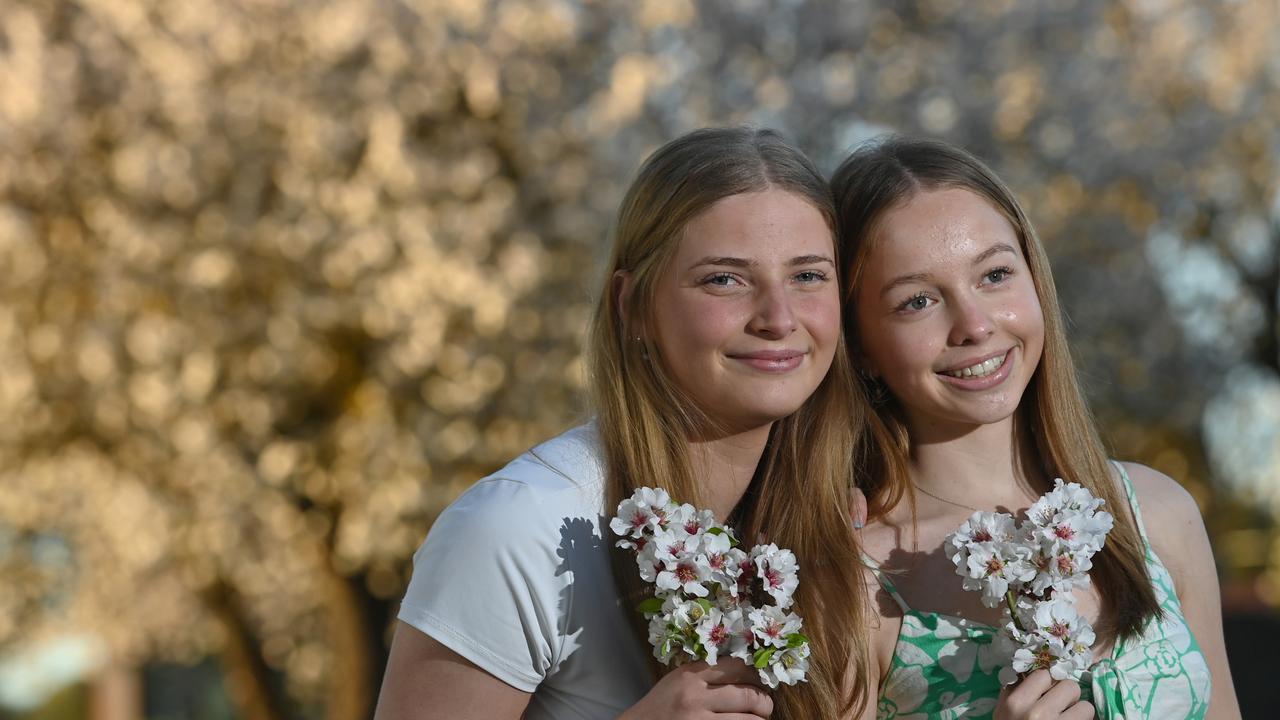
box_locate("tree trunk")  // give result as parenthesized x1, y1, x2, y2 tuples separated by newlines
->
(204, 582, 285, 720)
(321, 544, 374, 720)
(89, 663, 142, 720)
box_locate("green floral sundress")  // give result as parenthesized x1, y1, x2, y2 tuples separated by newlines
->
(869, 463, 1212, 719)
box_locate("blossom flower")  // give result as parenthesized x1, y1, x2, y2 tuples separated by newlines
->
(647, 612, 687, 665)
(949, 511, 1018, 549)
(748, 605, 803, 649)
(1026, 545, 1094, 596)
(611, 487, 812, 688)
(655, 551, 713, 597)
(761, 642, 811, 687)
(959, 539, 1035, 608)
(697, 531, 743, 592)
(751, 544, 800, 609)
(610, 487, 671, 546)
(694, 606, 749, 664)
(945, 481, 1112, 684)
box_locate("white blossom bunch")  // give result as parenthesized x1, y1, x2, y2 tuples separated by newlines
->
(611, 487, 810, 688)
(945, 478, 1114, 684)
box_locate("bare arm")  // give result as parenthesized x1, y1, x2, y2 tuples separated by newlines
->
(1122, 462, 1242, 720)
(374, 621, 531, 720)
(374, 621, 776, 720)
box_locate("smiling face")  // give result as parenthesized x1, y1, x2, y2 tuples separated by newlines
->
(853, 187, 1045, 437)
(647, 188, 840, 434)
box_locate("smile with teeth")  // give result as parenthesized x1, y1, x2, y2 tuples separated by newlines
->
(943, 352, 1009, 379)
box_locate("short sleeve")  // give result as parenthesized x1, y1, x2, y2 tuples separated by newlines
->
(398, 477, 569, 692)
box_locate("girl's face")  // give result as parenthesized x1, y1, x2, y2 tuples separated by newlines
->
(645, 188, 840, 434)
(852, 187, 1044, 437)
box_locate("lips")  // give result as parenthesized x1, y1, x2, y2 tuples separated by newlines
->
(935, 349, 1015, 390)
(728, 349, 806, 373)
(940, 350, 1010, 379)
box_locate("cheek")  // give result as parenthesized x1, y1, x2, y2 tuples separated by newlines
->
(1007, 285, 1046, 354)
(654, 296, 734, 358)
(857, 318, 932, 382)
(800, 291, 842, 349)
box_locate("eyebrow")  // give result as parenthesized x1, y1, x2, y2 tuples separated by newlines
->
(878, 243, 1018, 297)
(690, 254, 835, 270)
(974, 243, 1018, 265)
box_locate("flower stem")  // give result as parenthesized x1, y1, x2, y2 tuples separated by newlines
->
(1005, 590, 1027, 632)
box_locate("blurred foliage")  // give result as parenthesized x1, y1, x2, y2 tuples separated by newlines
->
(0, 0, 1276, 717)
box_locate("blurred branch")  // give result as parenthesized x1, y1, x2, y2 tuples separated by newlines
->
(203, 581, 285, 720)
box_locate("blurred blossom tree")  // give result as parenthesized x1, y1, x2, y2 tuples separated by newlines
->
(0, 0, 1276, 717)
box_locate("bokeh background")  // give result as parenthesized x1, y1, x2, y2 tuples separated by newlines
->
(1, 0, 1277, 717)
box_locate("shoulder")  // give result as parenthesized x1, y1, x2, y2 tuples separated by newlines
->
(1113, 461, 1203, 533)
(1113, 461, 1212, 589)
(449, 423, 605, 516)
(857, 522, 902, 686)
(421, 422, 606, 554)
(497, 421, 605, 493)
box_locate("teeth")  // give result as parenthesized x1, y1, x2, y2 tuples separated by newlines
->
(945, 353, 1006, 378)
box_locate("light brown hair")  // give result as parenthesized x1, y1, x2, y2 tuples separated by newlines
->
(587, 127, 870, 718)
(830, 135, 1161, 638)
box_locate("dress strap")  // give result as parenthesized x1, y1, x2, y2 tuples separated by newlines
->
(861, 552, 911, 613)
(1111, 460, 1150, 544)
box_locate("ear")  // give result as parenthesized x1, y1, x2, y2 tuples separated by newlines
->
(613, 270, 635, 329)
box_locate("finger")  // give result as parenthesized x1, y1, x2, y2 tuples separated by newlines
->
(704, 683, 773, 716)
(1017, 669, 1054, 696)
(692, 658, 765, 686)
(1040, 678, 1082, 713)
(1003, 669, 1053, 708)
(851, 486, 868, 530)
(996, 682, 1027, 719)
(1063, 699, 1095, 719)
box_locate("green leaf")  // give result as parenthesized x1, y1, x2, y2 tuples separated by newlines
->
(753, 647, 777, 669)
(637, 597, 664, 616)
(785, 633, 809, 648)
(695, 598, 714, 613)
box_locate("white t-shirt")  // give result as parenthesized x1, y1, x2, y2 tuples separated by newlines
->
(399, 423, 652, 719)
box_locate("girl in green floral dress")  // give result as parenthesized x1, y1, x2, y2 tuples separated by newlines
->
(830, 137, 1241, 719)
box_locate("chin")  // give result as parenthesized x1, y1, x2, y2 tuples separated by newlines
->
(946, 403, 1021, 428)
(721, 399, 809, 432)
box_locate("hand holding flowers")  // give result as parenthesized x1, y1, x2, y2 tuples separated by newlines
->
(611, 487, 811, 688)
(946, 478, 1114, 684)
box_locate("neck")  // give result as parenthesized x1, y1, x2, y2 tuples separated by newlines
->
(687, 422, 773, 522)
(907, 413, 1045, 509)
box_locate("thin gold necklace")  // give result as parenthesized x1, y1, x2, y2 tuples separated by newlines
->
(915, 484, 982, 513)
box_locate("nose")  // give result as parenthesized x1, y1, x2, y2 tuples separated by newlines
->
(947, 294, 994, 346)
(747, 284, 797, 339)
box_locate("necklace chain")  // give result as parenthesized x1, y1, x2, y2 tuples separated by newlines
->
(915, 484, 982, 513)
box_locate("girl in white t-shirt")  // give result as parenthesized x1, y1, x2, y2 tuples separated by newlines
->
(375, 127, 872, 719)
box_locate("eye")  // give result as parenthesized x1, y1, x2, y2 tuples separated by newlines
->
(897, 293, 934, 313)
(984, 267, 1013, 284)
(793, 269, 829, 284)
(701, 273, 742, 288)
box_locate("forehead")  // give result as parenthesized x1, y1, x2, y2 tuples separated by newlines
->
(675, 189, 833, 259)
(866, 187, 1020, 270)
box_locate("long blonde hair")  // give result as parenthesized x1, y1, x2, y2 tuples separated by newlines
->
(830, 136, 1161, 638)
(587, 127, 870, 718)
